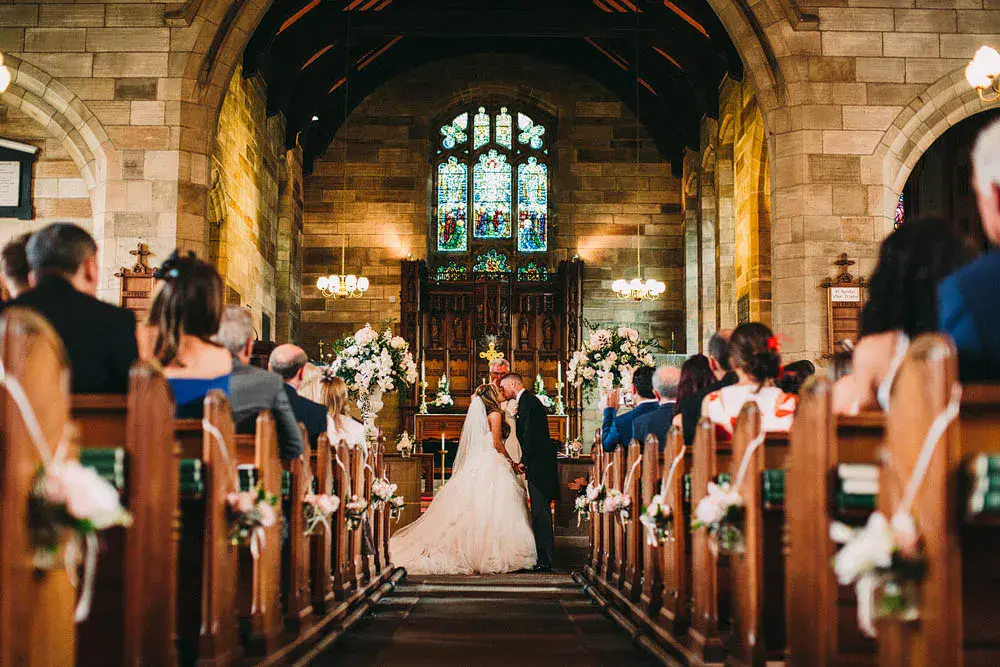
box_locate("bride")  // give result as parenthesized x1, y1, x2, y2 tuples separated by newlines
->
(389, 383, 537, 575)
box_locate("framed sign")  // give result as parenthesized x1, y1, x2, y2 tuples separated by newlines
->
(0, 138, 39, 220)
(821, 253, 867, 355)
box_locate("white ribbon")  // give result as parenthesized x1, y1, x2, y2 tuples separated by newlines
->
(896, 383, 962, 516)
(733, 432, 767, 490)
(73, 533, 98, 622)
(623, 454, 644, 491)
(661, 446, 686, 500)
(201, 419, 240, 491)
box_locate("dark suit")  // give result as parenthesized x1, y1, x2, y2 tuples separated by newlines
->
(939, 252, 1000, 381)
(601, 400, 658, 452)
(631, 401, 676, 451)
(5, 275, 137, 394)
(679, 371, 738, 446)
(516, 389, 557, 568)
(283, 384, 327, 447)
(230, 358, 304, 460)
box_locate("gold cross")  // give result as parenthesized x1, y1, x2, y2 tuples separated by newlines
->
(478, 341, 503, 363)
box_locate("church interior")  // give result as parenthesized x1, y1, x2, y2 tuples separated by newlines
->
(3, 0, 1000, 664)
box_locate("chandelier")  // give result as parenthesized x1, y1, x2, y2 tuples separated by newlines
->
(966, 45, 1000, 102)
(0, 52, 11, 93)
(316, 234, 369, 299)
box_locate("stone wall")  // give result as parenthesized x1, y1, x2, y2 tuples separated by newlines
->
(209, 63, 285, 338)
(0, 102, 93, 242)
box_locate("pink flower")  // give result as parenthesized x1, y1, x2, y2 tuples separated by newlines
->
(257, 501, 276, 528)
(43, 466, 69, 504)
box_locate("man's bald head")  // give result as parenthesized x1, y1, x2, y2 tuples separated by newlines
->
(652, 366, 681, 403)
(269, 344, 309, 388)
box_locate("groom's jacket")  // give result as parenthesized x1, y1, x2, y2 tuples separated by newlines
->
(516, 390, 559, 499)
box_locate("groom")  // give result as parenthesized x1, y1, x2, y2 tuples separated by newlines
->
(500, 372, 558, 572)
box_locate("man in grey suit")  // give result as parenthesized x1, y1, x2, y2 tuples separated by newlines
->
(216, 306, 304, 460)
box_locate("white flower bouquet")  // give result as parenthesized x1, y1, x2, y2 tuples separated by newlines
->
(31, 459, 133, 566)
(602, 488, 633, 525)
(639, 493, 674, 545)
(573, 495, 591, 525)
(370, 478, 398, 511)
(389, 494, 405, 521)
(432, 375, 454, 407)
(303, 491, 340, 536)
(344, 494, 369, 531)
(566, 325, 655, 396)
(396, 431, 414, 458)
(692, 481, 745, 554)
(331, 324, 418, 402)
(830, 511, 926, 636)
(585, 479, 607, 506)
(226, 487, 279, 547)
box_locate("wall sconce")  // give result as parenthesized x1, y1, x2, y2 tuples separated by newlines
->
(966, 45, 1000, 102)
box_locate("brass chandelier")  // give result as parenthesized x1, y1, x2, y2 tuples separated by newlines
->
(316, 234, 369, 299)
(966, 45, 1000, 102)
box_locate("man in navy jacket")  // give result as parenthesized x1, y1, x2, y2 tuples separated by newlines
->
(633, 366, 681, 451)
(601, 365, 658, 452)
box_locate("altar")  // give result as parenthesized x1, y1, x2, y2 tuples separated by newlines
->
(413, 412, 567, 452)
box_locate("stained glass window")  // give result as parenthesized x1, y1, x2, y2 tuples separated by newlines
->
(435, 260, 468, 281)
(517, 158, 547, 252)
(473, 248, 511, 274)
(517, 113, 545, 149)
(436, 158, 468, 252)
(517, 261, 547, 282)
(473, 150, 511, 239)
(894, 194, 904, 230)
(440, 112, 468, 150)
(473, 107, 490, 150)
(496, 107, 512, 149)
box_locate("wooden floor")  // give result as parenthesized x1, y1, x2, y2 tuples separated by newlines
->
(308, 572, 662, 666)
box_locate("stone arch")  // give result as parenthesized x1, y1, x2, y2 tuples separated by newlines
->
(876, 65, 997, 236)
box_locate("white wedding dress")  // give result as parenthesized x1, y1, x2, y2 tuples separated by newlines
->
(389, 396, 537, 575)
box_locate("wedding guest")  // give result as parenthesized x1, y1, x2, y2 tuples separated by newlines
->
(5, 223, 138, 394)
(778, 359, 816, 395)
(297, 362, 326, 403)
(601, 365, 658, 452)
(146, 252, 231, 417)
(489, 357, 511, 385)
(632, 365, 681, 451)
(1, 232, 31, 299)
(671, 354, 713, 430)
(216, 306, 303, 459)
(320, 371, 366, 448)
(940, 118, 1000, 380)
(679, 330, 735, 446)
(269, 344, 327, 446)
(834, 216, 975, 413)
(702, 322, 797, 435)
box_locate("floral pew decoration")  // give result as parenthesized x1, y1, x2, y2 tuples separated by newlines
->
(226, 486, 279, 553)
(371, 476, 406, 521)
(601, 454, 643, 526)
(639, 445, 687, 546)
(344, 495, 369, 531)
(575, 462, 613, 526)
(303, 490, 341, 537)
(567, 476, 591, 526)
(829, 383, 960, 638)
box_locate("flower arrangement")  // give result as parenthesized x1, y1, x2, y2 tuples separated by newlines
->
(830, 511, 927, 636)
(396, 431, 414, 458)
(330, 323, 418, 401)
(639, 493, 674, 545)
(602, 488, 633, 524)
(31, 459, 133, 567)
(303, 491, 340, 536)
(226, 487, 279, 547)
(344, 494, 369, 531)
(565, 438, 584, 458)
(432, 375, 454, 407)
(534, 373, 554, 411)
(573, 495, 591, 525)
(692, 481, 745, 554)
(585, 478, 607, 506)
(370, 478, 398, 511)
(389, 495, 405, 521)
(566, 325, 656, 396)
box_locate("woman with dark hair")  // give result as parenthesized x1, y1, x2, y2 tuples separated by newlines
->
(778, 359, 816, 395)
(702, 322, 797, 435)
(833, 216, 976, 414)
(144, 251, 232, 417)
(671, 354, 713, 429)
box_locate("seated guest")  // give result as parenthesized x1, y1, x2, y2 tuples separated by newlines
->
(1, 232, 31, 299)
(269, 344, 327, 446)
(6, 223, 138, 393)
(671, 354, 713, 430)
(216, 306, 304, 460)
(633, 365, 681, 450)
(940, 119, 1000, 380)
(297, 362, 325, 403)
(601, 365, 658, 452)
(679, 330, 735, 446)
(834, 216, 975, 413)
(702, 322, 797, 435)
(146, 252, 231, 417)
(778, 359, 816, 395)
(321, 371, 366, 448)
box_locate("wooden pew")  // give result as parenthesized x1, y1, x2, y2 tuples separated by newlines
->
(283, 424, 313, 632)
(590, 431, 604, 576)
(71, 362, 178, 667)
(0, 307, 77, 666)
(727, 403, 790, 667)
(687, 417, 732, 663)
(331, 439, 355, 599)
(600, 447, 623, 585)
(655, 425, 691, 639)
(310, 434, 335, 613)
(787, 377, 882, 666)
(174, 392, 242, 666)
(234, 412, 283, 655)
(375, 430, 393, 576)
(881, 334, 1000, 666)
(638, 433, 664, 622)
(349, 442, 365, 589)
(621, 439, 643, 601)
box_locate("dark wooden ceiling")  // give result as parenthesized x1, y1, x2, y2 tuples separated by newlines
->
(243, 0, 743, 172)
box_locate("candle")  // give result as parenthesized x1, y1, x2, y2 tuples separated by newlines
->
(558, 361, 562, 383)
(441, 432, 445, 451)
(421, 357, 426, 385)
(445, 348, 450, 378)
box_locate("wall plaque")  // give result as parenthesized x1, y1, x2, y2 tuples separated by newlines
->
(0, 139, 40, 220)
(0, 162, 19, 206)
(821, 253, 867, 355)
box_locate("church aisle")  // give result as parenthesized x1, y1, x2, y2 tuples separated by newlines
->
(308, 573, 664, 667)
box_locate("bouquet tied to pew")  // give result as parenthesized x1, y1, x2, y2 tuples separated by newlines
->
(226, 487, 279, 549)
(31, 458, 133, 568)
(566, 324, 656, 397)
(303, 490, 341, 536)
(692, 480, 745, 554)
(568, 476, 592, 525)
(640, 493, 675, 545)
(602, 488, 633, 525)
(345, 494, 369, 531)
(830, 511, 926, 636)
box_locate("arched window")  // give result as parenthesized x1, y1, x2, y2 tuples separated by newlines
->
(432, 104, 551, 280)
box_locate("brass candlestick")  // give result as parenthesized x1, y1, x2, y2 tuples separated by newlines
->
(418, 380, 429, 414)
(554, 380, 566, 416)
